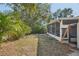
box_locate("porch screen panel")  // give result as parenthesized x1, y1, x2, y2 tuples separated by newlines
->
(52, 23, 55, 35)
(62, 28, 67, 38)
(69, 24, 77, 38)
(63, 20, 78, 25)
(48, 22, 60, 37)
(47, 24, 52, 34)
(55, 22, 60, 37)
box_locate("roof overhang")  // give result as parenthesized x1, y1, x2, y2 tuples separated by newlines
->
(55, 17, 79, 20)
(48, 17, 79, 25)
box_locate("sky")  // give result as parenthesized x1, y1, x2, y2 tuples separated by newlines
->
(50, 3, 79, 16)
(0, 3, 79, 16)
(0, 4, 12, 12)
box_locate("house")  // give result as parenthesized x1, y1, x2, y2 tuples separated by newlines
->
(47, 17, 79, 48)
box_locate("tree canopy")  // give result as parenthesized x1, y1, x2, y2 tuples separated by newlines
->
(53, 8, 73, 18)
(0, 3, 51, 42)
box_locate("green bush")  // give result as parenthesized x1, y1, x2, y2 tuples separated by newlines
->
(32, 24, 44, 34)
(9, 20, 32, 37)
(0, 13, 32, 42)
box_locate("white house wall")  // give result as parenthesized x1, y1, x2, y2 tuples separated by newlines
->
(77, 23, 79, 48)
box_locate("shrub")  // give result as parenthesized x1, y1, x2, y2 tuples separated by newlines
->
(0, 13, 32, 41)
(32, 24, 44, 34)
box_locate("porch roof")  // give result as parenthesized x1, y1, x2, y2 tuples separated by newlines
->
(48, 17, 79, 24)
(56, 17, 79, 20)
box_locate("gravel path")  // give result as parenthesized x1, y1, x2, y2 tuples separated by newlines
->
(37, 34, 74, 56)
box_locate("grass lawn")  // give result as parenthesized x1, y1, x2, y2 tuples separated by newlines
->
(0, 35, 38, 56)
(37, 34, 74, 56)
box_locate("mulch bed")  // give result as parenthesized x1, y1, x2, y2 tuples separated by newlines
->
(0, 35, 38, 56)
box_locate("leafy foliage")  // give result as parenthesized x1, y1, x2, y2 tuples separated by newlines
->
(0, 12, 31, 42)
(53, 8, 73, 18)
(7, 3, 51, 33)
(0, 3, 51, 42)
